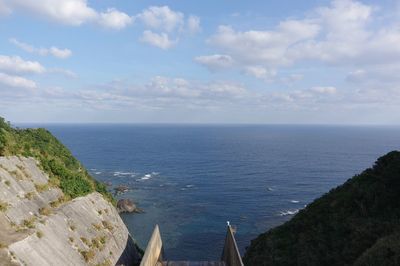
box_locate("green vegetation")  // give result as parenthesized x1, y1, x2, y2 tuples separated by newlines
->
(101, 220, 114, 231)
(243, 151, 400, 266)
(36, 230, 44, 238)
(79, 249, 95, 262)
(95, 259, 112, 266)
(92, 223, 103, 231)
(38, 207, 52, 216)
(0, 117, 113, 203)
(25, 191, 37, 200)
(80, 237, 90, 246)
(22, 217, 36, 229)
(0, 200, 9, 212)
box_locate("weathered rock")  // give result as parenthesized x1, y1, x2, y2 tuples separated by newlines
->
(114, 185, 129, 194)
(103, 181, 112, 186)
(117, 199, 141, 213)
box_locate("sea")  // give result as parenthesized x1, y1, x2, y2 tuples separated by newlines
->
(26, 124, 400, 261)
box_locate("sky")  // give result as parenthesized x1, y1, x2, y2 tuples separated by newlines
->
(0, 0, 400, 124)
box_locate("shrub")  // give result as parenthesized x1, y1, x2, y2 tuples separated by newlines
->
(0, 201, 9, 212)
(36, 231, 43, 238)
(25, 191, 36, 200)
(39, 207, 52, 216)
(101, 220, 114, 231)
(23, 217, 36, 229)
(0, 117, 114, 203)
(80, 249, 95, 262)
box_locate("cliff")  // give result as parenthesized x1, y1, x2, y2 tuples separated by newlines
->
(243, 151, 400, 266)
(0, 118, 141, 265)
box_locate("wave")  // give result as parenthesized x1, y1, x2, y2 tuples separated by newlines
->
(113, 171, 135, 176)
(290, 200, 300, 203)
(185, 184, 195, 188)
(136, 173, 153, 181)
(94, 171, 102, 175)
(279, 209, 299, 216)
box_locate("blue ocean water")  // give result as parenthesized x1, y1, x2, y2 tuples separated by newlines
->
(35, 124, 400, 261)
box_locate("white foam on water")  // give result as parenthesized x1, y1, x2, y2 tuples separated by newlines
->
(185, 184, 194, 188)
(94, 171, 102, 175)
(279, 209, 299, 216)
(290, 200, 300, 203)
(113, 171, 135, 176)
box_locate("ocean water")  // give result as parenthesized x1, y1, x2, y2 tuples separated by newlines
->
(35, 124, 400, 260)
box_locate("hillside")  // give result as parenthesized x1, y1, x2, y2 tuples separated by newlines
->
(0, 118, 141, 265)
(243, 151, 400, 266)
(0, 117, 112, 202)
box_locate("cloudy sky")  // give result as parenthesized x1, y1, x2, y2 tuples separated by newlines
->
(0, 0, 399, 124)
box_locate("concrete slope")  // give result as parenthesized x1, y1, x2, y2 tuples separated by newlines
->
(0, 156, 140, 266)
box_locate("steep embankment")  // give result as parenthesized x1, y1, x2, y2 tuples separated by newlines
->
(0, 118, 141, 265)
(243, 151, 400, 266)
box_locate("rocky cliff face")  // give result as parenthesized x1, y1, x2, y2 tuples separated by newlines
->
(0, 156, 140, 266)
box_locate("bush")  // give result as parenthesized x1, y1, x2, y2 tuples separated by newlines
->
(0, 117, 114, 202)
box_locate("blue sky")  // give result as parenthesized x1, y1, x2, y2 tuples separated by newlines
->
(0, 0, 399, 124)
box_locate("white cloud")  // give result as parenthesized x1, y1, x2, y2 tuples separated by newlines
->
(9, 0, 98, 26)
(74, 76, 248, 105)
(0, 0, 11, 15)
(199, 20, 318, 79)
(201, 0, 400, 84)
(48, 47, 72, 58)
(98, 8, 134, 30)
(243, 66, 276, 80)
(270, 86, 338, 104)
(136, 6, 201, 49)
(0, 55, 45, 74)
(137, 6, 184, 32)
(47, 68, 78, 79)
(309, 86, 337, 95)
(187, 15, 201, 34)
(209, 21, 319, 67)
(10, 38, 72, 59)
(194, 54, 234, 71)
(2, 0, 132, 29)
(0, 72, 37, 89)
(140, 30, 176, 50)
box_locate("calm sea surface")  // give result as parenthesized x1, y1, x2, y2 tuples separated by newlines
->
(27, 124, 400, 260)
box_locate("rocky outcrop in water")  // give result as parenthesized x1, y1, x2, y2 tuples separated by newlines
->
(117, 199, 142, 213)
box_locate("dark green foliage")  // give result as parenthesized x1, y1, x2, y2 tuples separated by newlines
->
(354, 229, 400, 266)
(0, 117, 114, 202)
(243, 151, 400, 266)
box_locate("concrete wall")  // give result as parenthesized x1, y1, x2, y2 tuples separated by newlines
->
(221, 226, 244, 266)
(0, 156, 140, 266)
